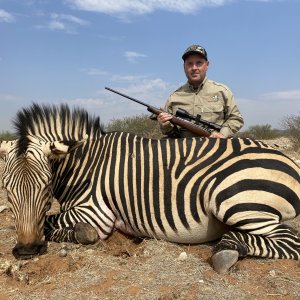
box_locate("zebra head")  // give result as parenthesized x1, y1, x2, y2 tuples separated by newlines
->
(0, 135, 85, 259)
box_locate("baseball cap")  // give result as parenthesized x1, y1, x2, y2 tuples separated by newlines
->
(182, 44, 208, 61)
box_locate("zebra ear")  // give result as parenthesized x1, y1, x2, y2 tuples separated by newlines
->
(0, 140, 15, 159)
(43, 139, 86, 159)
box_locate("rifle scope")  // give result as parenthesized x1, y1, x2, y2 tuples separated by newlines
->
(175, 108, 222, 131)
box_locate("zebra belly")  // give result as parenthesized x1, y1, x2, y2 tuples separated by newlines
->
(115, 214, 228, 244)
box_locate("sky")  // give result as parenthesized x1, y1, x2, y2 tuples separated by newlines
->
(0, 0, 299, 132)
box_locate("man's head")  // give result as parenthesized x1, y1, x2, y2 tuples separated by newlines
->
(182, 44, 208, 61)
(182, 44, 209, 88)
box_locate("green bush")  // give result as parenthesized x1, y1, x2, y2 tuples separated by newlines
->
(240, 124, 279, 140)
(0, 131, 17, 140)
(106, 114, 163, 139)
(281, 113, 300, 149)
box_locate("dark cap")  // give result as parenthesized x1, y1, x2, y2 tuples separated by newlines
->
(182, 44, 208, 61)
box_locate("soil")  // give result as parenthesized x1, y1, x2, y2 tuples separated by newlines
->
(0, 138, 300, 300)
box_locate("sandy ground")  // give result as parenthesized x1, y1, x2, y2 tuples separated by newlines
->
(0, 138, 300, 300)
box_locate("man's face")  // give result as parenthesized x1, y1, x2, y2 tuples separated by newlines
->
(184, 54, 209, 87)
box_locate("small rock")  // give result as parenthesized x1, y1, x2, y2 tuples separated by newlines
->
(143, 250, 150, 257)
(0, 260, 11, 274)
(177, 251, 187, 261)
(269, 270, 276, 277)
(58, 249, 68, 257)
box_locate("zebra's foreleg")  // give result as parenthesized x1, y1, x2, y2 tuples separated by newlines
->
(212, 224, 300, 273)
(44, 214, 99, 244)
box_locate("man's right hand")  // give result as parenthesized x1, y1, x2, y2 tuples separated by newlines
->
(157, 111, 173, 128)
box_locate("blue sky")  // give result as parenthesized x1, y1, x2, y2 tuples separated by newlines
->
(0, 0, 299, 132)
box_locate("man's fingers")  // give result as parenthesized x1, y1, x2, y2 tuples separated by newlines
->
(158, 112, 172, 122)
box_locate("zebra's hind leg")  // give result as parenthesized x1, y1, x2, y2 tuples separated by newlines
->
(212, 224, 300, 274)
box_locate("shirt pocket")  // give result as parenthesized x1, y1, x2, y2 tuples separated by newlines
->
(196, 103, 224, 123)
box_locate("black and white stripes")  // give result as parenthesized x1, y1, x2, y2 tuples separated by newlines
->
(1, 103, 299, 267)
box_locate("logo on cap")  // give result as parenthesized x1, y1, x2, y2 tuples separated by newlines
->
(182, 45, 207, 61)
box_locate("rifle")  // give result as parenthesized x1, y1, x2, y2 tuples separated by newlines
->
(175, 108, 222, 131)
(105, 87, 219, 137)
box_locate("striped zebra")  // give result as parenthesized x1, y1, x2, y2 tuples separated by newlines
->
(0, 103, 299, 274)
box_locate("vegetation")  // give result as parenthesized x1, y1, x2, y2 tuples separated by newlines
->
(238, 124, 281, 140)
(0, 131, 17, 140)
(281, 113, 300, 150)
(1, 112, 299, 150)
(106, 114, 163, 139)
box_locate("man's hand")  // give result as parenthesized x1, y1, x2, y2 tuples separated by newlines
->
(209, 131, 225, 138)
(157, 111, 173, 128)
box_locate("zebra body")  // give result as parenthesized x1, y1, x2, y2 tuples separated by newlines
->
(50, 133, 235, 244)
(0, 104, 299, 273)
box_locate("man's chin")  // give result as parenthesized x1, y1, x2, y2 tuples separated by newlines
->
(189, 79, 202, 87)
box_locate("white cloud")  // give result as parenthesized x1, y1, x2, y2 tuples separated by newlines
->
(66, 98, 105, 107)
(51, 13, 89, 26)
(260, 89, 300, 101)
(0, 9, 15, 23)
(238, 89, 300, 129)
(81, 68, 108, 76)
(111, 74, 148, 82)
(125, 51, 147, 63)
(0, 94, 20, 103)
(66, 0, 230, 15)
(36, 13, 89, 33)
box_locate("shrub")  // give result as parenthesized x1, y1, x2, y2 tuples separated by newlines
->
(281, 113, 300, 150)
(106, 114, 163, 139)
(241, 124, 279, 140)
(0, 131, 17, 140)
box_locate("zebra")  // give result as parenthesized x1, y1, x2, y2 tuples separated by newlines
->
(0, 103, 299, 274)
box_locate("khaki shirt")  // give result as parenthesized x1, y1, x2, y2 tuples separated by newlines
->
(162, 78, 244, 138)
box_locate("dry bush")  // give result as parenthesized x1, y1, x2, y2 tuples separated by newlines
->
(0, 131, 17, 141)
(238, 124, 280, 140)
(106, 114, 163, 139)
(281, 113, 300, 150)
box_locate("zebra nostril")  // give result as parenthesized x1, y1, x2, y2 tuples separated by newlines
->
(12, 241, 47, 259)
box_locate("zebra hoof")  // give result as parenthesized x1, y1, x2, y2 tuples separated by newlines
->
(211, 250, 239, 274)
(74, 222, 99, 245)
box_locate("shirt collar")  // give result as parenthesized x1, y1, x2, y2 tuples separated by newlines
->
(187, 77, 207, 92)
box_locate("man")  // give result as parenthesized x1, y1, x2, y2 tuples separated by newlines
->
(157, 44, 244, 138)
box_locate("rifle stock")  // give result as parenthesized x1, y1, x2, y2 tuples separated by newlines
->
(105, 87, 211, 137)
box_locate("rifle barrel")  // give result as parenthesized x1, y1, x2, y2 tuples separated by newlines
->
(105, 86, 211, 137)
(105, 87, 149, 108)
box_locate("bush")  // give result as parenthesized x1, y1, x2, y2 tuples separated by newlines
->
(106, 114, 163, 139)
(281, 113, 300, 149)
(0, 131, 17, 140)
(240, 124, 279, 140)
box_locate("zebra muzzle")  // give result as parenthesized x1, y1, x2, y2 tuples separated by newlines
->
(12, 241, 47, 259)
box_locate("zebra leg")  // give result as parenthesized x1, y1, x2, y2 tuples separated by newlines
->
(44, 214, 99, 244)
(212, 224, 300, 274)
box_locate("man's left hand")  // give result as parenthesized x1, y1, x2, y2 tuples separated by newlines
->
(209, 131, 225, 138)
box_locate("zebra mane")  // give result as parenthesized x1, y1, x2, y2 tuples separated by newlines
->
(13, 103, 105, 155)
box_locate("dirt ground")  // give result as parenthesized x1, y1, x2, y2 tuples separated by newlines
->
(0, 138, 300, 300)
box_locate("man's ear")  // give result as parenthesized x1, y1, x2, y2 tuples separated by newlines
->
(42, 136, 88, 160)
(0, 140, 15, 160)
